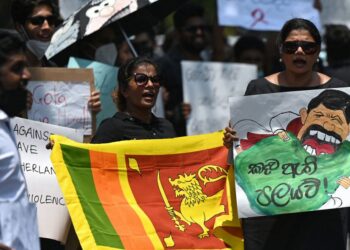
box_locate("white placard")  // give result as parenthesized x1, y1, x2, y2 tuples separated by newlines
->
(229, 87, 350, 218)
(182, 61, 257, 135)
(217, 0, 322, 32)
(10, 117, 84, 242)
(27, 80, 92, 135)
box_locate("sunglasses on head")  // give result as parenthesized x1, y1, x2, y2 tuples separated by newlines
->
(183, 25, 210, 33)
(131, 73, 161, 87)
(281, 41, 319, 55)
(28, 15, 57, 26)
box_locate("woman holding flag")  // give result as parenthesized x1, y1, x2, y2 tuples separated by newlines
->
(91, 57, 175, 143)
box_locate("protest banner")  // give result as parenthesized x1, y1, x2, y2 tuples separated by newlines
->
(217, 0, 322, 31)
(27, 67, 95, 138)
(229, 87, 350, 218)
(182, 61, 257, 135)
(10, 117, 84, 242)
(50, 131, 243, 250)
(68, 57, 118, 126)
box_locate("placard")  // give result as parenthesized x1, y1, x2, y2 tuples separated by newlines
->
(182, 61, 257, 135)
(10, 117, 84, 242)
(217, 0, 322, 32)
(27, 67, 95, 138)
(68, 57, 118, 126)
(229, 88, 350, 218)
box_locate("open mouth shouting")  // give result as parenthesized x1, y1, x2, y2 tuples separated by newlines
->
(301, 124, 342, 155)
(142, 91, 156, 103)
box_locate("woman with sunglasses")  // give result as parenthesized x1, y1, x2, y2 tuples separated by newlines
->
(91, 57, 175, 143)
(224, 18, 349, 250)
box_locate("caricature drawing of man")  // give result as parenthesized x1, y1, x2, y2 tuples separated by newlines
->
(238, 89, 350, 157)
(296, 89, 350, 155)
(234, 89, 350, 214)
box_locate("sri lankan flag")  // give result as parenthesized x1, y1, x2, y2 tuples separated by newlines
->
(50, 131, 243, 249)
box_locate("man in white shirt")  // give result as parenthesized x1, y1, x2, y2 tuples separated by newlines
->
(0, 31, 40, 250)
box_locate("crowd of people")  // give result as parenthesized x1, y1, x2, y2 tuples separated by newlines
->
(2, 0, 350, 249)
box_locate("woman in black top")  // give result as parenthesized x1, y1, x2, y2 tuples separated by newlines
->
(92, 57, 175, 143)
(224, 18, 349, 250)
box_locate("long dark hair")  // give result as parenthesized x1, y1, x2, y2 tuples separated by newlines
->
(114, 57, 159, 111)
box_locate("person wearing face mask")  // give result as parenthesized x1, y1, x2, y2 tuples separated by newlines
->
(0, 31, 40, 250)
(10, 0, 61, 67)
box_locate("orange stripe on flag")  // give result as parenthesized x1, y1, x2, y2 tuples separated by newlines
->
(90, 151, 154, 249)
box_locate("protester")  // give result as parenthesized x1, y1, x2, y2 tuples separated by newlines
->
(223, 18, 349, 250)
(115, 40, 134, 68)
(156, 2, 211, 136)
(229, 34, 267, 77)
(324, 24, 350, 83)
(91, 57, 175, 143)
(0, 30, 40, 250)
(133, 29, 161, 59)
(11, 0, 61, 67)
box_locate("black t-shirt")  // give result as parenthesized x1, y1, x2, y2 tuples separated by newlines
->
(245, 77, 349, 95)
(241, 77, 350, 250)
(91, 112, 176, 143)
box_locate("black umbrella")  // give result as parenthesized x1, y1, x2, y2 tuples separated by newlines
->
(45, 0, 189, 59)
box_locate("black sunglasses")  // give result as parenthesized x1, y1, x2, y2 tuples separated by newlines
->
(130, 73, 161, 87)
(28, 15, 57, 26)
(183, 25, 211, 33)
(281, 41, 319, 55)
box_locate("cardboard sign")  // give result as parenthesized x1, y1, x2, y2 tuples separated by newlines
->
(27, 67, 95, 137)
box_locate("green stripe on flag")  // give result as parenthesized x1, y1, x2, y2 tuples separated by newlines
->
(61, 144, 124, 248)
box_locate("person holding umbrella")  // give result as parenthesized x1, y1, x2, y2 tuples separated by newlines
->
(223, 18, 349, 250)
(91, 56, 175, 143)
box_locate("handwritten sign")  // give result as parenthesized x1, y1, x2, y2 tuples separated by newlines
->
(229, 87, 350, 218)
(27, 68, 95, 136)
(217, 0, 322, 31)
(182, 61, 257, 135)
(68, 57, 118, 126)
(10, 117, 84, 242)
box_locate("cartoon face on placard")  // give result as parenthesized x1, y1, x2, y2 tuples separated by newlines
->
(84, 0, 138, 36)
